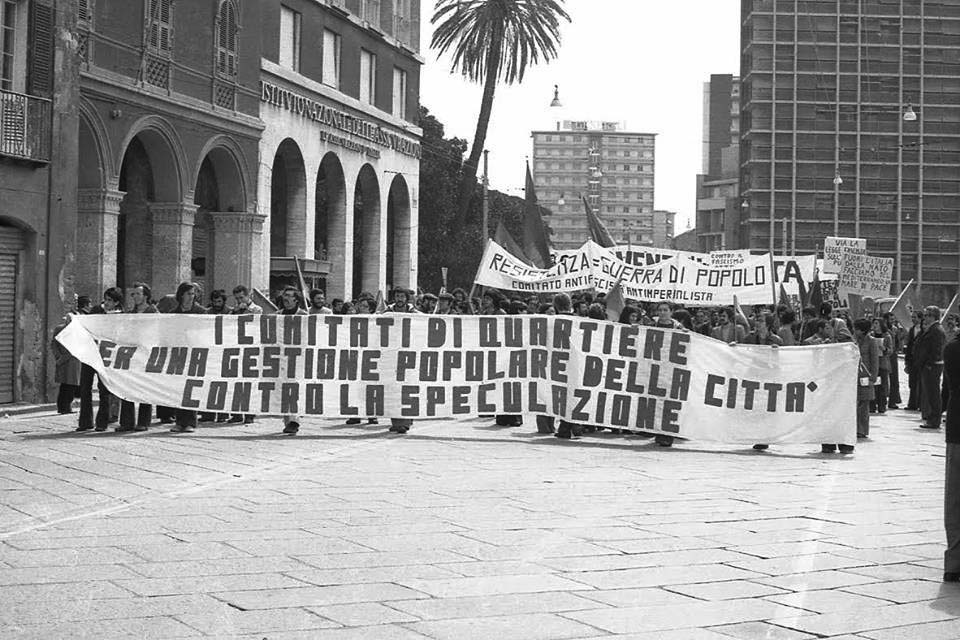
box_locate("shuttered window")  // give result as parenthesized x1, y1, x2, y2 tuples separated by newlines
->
(78, 0, 91, 23)
(146, 0, 172, 55)
(27, 0, 52, 96)
(215, 0, 238, 77)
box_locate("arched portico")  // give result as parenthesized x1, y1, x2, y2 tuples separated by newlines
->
(316, 152, 347, 296)
(386, 174, 412, 291)
(352, 164, 381, 298)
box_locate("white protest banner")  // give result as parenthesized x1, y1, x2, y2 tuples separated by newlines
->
(476, 239, 594, 293)
(590, 244, 776, 306)
(838, 253, 894, 300)
(772, 255, 817, 297)
(57, 314, 859, 445)
(823, 236, 867, 274)
(611, 246, 707, 267)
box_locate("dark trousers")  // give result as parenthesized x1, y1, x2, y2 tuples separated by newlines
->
(157, 405, 176, 422)
(921, 364, 945, 427)
(175, 409, 198, 428)
(946, 443, 960, 573)
(495, 415, 522, 426)
(857, 398, 870, 437)
(908, 367, 920, 409)
(78, 364, 111, 429)
(888, 360, 902, 406)
(120, 400, 153, 428)
(57, 384, 78, 413)
(872, 369, 889, 413)
(536, 415, 554, 433)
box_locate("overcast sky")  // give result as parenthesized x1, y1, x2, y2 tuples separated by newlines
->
(418, 0, 741, 232)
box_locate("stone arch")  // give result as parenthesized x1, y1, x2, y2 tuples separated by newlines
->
(116, 114, 186, 202)
(270, 138, 307, 259)
(352, 164, 381, 298)
(77, 100, 112, 190)
(386, 174, 411, 291)
(193, 135, 248, 213)
(316, 152, 346, 295)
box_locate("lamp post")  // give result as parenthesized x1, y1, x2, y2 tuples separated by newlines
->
(481, 149, 489, 239)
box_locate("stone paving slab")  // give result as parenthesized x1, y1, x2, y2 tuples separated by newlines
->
(1, 404, 959, 638)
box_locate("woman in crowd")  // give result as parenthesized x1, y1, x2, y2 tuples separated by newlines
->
(871, 317, 893, 415)
(169, 282, 207, 433)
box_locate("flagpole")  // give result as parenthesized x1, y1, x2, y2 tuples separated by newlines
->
(482, 150, 489, 239)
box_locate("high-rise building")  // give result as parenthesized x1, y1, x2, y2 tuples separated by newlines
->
(652, 210, 677, 249)
(740, 0, 960, 303)
(531, 121, 656, 250)
(696, 74, 741, 252)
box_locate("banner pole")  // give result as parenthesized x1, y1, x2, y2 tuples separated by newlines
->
(769, 253, 778, 305)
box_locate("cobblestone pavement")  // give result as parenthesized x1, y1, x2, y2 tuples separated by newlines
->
(1, 402, 958, 639)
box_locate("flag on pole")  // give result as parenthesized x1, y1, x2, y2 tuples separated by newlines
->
(889, 279, 916, 328)
(583, 196, 616, 248)
(941, 291, 960, 323)
(847, 292, 863, 320)
(778, 282, 790, 308)
(605, 278, 626, 322)
(522, 162, 552, 269)
(733, 294, 750, 328)
(809, 269, 823, 311)
(374, 290, 386, 313)
(494, 220, 533, 266)
(797, 275, 810, 308)
(293, 256, 311, 309)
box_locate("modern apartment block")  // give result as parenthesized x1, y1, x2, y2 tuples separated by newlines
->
(696, 74, 741, 252)
(739, 0, 960, 303)
(531, 121, 656, 250)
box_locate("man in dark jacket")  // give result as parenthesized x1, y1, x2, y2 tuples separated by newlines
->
(941, 329, 960, 581)
(916, 306, 947, 429)
(905, 309, 925, 410)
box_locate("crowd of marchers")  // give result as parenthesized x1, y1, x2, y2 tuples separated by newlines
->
(50, 283, 952, 455)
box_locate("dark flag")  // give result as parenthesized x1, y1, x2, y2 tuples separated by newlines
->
(522, 162, 552, 268)
(797, 275, 810, 309)
(809, 269, 823, 310)
(583, 196, 616, 248)
(779, 282, 790, 308)
(494, 219, 533, 266)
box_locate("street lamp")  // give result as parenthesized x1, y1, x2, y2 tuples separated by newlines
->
(903, 104, 917, 122)
(550, 85, 562, 108)
(833, 173, 843, 186)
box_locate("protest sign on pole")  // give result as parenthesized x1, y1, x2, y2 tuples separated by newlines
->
(823, 237, 867, 274)
(57, 314, 859, 445)
(838, 253, 894, 300)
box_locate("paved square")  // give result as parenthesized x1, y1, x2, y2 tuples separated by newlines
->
(1, 402, 958, 638)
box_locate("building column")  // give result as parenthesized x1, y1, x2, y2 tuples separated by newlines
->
(207, 211, 267, 294)
(76, 187, 125, 296)
(151, 202, 196, 292)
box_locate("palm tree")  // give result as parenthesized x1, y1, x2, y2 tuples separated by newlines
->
(431, 0, 570, 227)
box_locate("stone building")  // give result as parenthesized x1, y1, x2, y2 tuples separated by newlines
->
(259, 0, 422, 299)
(0, 0, 78, 403)
(0, 0, 422, 405)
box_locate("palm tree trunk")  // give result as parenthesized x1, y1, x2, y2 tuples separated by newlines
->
(455, 41, 502, 227)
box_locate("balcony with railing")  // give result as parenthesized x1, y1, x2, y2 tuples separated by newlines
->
(0, 90, 52, 164)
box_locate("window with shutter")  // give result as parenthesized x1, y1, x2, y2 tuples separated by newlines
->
(147, 0, 173, 55)
(215, 0, 238, 77)
(27, 0, 53, 97)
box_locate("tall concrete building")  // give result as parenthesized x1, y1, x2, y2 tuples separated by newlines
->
(696, 74, 741, 252)
(652, 210, 677, 249)
(531, 121, 656, 250)
(740, 0, 960, 303)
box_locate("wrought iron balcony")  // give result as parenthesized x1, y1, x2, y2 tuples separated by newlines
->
(0, 90, 51, 163)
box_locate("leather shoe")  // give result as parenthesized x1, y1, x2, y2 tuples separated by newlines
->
(282, 422, 299, 435)
(821, 444, 837, 453)
(944, 572, 960, 582)
(838, 444, 854, 454)
(752, 444, 769, 451)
